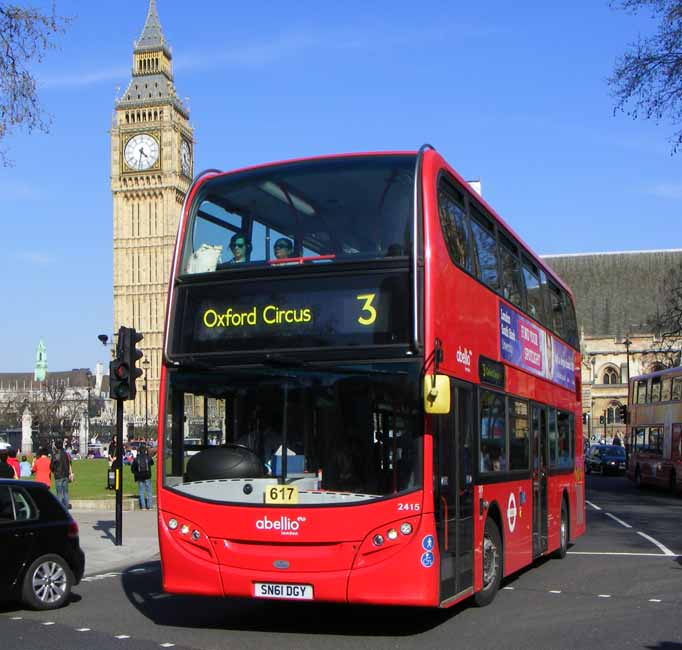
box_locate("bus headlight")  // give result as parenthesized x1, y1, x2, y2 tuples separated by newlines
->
(400, 522, 413, 535)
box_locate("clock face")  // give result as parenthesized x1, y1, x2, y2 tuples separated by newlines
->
(180, 140, 191, 176)
(124, 133, 159, 171)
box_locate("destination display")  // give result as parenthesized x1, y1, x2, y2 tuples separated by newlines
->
(169, 272, 411, 355)
(499, 301, 575, 390)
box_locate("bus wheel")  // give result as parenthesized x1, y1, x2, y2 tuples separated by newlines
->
(474, 518, 502, 607)
(554, 501, 569, 559)
(670, 470, 677, 496)
(635, 466, 642, 489)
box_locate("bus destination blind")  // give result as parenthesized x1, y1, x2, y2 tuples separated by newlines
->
(171, 273, 410, 354)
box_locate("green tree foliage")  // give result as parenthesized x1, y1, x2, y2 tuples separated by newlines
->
(0, 2, 69, 165)
(609, 1, 682, 153)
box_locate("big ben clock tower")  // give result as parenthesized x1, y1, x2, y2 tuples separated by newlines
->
(111, 0, 193, 425)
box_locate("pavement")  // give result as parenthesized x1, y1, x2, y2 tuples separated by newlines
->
(71, 504, 160, 577)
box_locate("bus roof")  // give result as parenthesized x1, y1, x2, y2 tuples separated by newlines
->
(631, 366, 682, 382)
(187, 147, 575, 302)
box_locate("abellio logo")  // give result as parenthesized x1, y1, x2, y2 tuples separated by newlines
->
(456, 346, 472, 370)
(256, 515, 306, 536)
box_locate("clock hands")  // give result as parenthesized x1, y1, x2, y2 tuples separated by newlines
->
(137, 147, 149, 170)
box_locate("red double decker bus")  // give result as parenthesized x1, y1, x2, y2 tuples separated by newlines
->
(626, 367, 682, 494)
(157, 147, 584, 608)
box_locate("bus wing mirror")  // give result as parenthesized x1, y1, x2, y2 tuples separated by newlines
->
(424, 375, 450, 414)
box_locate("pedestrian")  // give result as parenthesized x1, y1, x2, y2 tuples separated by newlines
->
(31, 447, 52, 487)
(51, 439, 73, 509)
(19, 454, 32, 478)
(131, 443, 154, 510)
(107, 440, 118, 489)
(7, 448, 20, 478)
(613, 434, 621, 446)
(0, 450, 17, 478)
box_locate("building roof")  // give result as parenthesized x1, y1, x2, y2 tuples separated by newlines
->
(542, 250, 682, 338)
(0, 369, 93, 392)
(115, 0, 188, 118)
(135, 0, 167, 54)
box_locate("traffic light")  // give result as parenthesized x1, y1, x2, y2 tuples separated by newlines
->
(599, 414, 605, 425)
(121, 326, 144, 400)
(109, 326, 144, 401)
(618, 404, 628, 424)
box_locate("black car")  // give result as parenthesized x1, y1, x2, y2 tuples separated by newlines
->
(0, 479, 85, 610)
(585, 444, 627, 475)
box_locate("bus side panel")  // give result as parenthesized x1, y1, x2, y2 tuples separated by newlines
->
(159, 519, 224, 596)
(479, 483, 533, 578)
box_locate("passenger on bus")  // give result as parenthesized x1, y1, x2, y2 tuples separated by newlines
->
(273, 237, 294, 259)
(228, 232, 251, 263)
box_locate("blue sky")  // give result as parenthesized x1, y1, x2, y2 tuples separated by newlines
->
(1, 0, 679, 372)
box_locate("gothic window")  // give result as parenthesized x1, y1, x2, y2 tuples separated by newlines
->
(603, 368, 619, 384)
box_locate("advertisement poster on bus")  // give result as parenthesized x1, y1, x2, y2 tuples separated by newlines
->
(498, 302, 575, 390)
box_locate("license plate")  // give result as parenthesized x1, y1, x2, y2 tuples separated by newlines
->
(264, 485, 299, 505)
(254, 582, 313, 600)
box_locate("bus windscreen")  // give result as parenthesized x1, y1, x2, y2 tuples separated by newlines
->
(180, 154, 416, 274)
(162, 362, 422, 505)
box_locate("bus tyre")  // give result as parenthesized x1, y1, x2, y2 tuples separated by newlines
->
(554, 502, 569, 559)
(474, 518, 502, 607)
(635, 466, 642, 489)
(670, 471, 677, 496)
(21, 554, 73, 610)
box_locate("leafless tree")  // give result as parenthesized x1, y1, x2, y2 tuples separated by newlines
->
(0, 2, 70, 165)
(609, 1, 682, 153)
(648, 262, 682, 367)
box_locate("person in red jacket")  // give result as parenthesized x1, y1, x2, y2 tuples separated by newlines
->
(31, 447, 52, 487)
(7, 448, 20, 478)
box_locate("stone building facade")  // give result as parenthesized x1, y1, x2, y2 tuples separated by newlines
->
(543, 250, 682, 445)
(111, 0, 194, 423)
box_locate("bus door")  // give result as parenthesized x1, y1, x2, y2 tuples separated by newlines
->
(531, 404, 548, 557)
(435, 380, 474, 603)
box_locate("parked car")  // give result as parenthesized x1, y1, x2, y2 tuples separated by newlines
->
(585, 444, 627, 475)
(0, 479, 85, 610)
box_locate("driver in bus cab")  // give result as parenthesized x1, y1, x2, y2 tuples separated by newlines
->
(228, 232, 251, 263)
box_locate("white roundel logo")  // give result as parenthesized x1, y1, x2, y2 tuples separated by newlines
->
(507, 492, 517, 533)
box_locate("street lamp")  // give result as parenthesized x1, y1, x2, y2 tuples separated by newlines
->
(85, 370, 92, 449)
(621, 336, 632, 409)
(143, 359, 150, 439)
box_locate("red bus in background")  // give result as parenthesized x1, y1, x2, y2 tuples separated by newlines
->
(157, 146, 584, 609)
(626, 367, 682, 495)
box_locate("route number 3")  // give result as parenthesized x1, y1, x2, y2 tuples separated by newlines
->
(356, 293, 377, 326)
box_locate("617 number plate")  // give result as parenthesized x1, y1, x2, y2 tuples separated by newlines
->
(264, 485, 299, 504)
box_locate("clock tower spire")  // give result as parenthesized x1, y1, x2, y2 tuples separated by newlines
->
(111, 0, 194, 425)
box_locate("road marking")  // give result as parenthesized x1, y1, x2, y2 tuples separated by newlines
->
(115, 635, 131, 639)
(549, 590, 562, 594)
(10, 616, 23, 620)
(569, 551, 678, 557)
(160, 644, 176, 648)
(585, 500, 602, 511)
(649, 599, 662, 603)
(637, 531, 676, 556)
(503, 586, 515, 590)
(598, 594, 611, 598)
(82, 572, 122, 582)
(604, 512, 632, 528)
(42, 621, 55, 626)
(76, 628, 91, 632)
